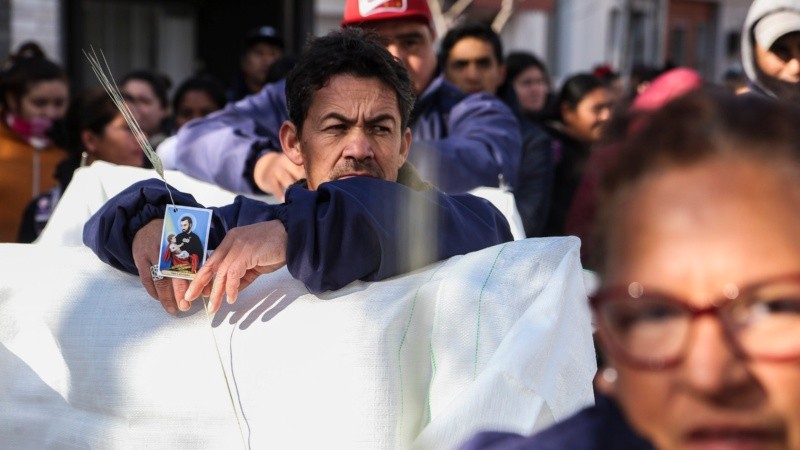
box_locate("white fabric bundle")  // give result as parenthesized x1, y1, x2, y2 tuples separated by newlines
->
(0, 236, 595, 449)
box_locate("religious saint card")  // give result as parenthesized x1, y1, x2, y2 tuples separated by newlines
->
(157, 205, 213, 280)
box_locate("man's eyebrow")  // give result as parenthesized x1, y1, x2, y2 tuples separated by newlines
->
(450, 56, 494, 64)
(320, 112, 355, 124)
(394, 31, 424, 41)
(320, 112, 397, 125)
(365, 113, 397, 125)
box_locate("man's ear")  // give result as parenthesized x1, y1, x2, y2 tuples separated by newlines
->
(399, 127, 412, 164)
(280, 120, 304, 167)
(498, 64, 507, 85)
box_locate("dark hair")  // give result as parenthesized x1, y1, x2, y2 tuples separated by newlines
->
(120, 70, 171, 108)
(505, 51, 550, 88)
(266, 55, 298, 84)
(9, 41, 46, 61)
(555, 73, 605, 121)
(180, 216, 192, 226)
(63, 87, 120, 155)
(594, 89, 800, 272)
(439, 21, 503, 67)
(0, 55, 67, 112)
(285, 28, 415, 133)
(171, 74, 227, 115)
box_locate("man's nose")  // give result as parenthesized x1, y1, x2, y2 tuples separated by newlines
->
(465, 65, 482, 84)
(343, 128, 375, 160)
(680, 317, 760, 407)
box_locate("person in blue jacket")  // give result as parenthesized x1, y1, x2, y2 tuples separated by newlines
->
(84, 27, 513, 315)
(169, 0, 521, 201)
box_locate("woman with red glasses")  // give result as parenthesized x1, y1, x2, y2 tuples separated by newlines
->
(461, 90, 800, 449)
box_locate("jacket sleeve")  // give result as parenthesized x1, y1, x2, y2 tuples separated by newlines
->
(408, 92, 522, 193)
(83, 177, 511, 294)
(82, 179, 282, 275)
(172, 80, 289, 193)
(283, 177, 513, 293)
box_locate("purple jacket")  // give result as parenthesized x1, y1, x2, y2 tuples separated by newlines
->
(172, 75, 521, 194)
(83, 176, 513, 293)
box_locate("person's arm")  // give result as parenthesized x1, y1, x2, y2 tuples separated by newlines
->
(84, 177, 512, 311)
(172, 80, 291, 193)
(281, 177, 513, 293)
(409, 92, 522, 193)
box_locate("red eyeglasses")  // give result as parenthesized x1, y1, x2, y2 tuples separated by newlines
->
(590, 273, 800, 370)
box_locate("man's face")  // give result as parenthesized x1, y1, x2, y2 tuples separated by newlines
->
(755, 32, 800, 100)
(280, 74, 411, 190)
(180, 219, 190, 233)
(363, 20, 437, 96)
(444, 36, 505, 94)
(242, 42, 283, 87)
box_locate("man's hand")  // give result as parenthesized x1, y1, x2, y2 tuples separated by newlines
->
(132, 219, 192, 314)
(183, 220, 288, 314)
(254, 151, 305, 202)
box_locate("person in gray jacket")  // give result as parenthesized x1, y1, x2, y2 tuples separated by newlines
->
(742, 0, 800, 102)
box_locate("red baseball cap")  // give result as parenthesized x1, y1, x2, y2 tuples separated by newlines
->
(341, 0, 433, 28)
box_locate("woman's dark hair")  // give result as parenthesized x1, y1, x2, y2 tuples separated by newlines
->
(505, 51, 550, 88)
(63, 87, 120, 156)
(285, 28, 415, 134)
(594, 89, 800, 273)
(554, 73, 605, 121)
(171, 74, 227, 114)
(120, 70, 171, 108)
(0, 50, 66, 112)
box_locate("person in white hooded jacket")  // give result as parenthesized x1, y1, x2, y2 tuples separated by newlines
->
(742, 0, 800, 102)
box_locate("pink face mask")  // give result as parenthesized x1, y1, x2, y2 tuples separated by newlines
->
(6, 113, 53, 148)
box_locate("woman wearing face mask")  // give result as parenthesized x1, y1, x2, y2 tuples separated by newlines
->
(462, 90, 800, 450)
(0, 49, 69, 242)
(543, 73, 613, 236)
(17, 88, 144, 242)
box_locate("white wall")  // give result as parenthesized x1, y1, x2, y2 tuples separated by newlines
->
(554, 0, 615, 80)
(502, 10, 549, 62)
(715, 0, 751, 81)
(11, 0, 62, 62)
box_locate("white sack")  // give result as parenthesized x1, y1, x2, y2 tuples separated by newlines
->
(0, 237, 595, 449)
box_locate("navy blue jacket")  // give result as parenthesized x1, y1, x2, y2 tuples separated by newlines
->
(172, 75, 521, 194)
(83, 176, 513, 293)
(459, 395, 653, 450)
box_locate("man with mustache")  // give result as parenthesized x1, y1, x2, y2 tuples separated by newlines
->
(84, 28, 513, 315)
(168, 0, 521, 201)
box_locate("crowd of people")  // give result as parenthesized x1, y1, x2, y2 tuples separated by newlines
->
(6, 0, 800, 448)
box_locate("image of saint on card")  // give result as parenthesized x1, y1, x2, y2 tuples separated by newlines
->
(157, 205, 212, 280)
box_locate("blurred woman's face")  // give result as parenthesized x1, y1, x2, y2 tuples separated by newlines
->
(15, 79, 69, 121)
(561, 87, 613, 145)
(513, 66, 548, 113)
(122, 79, 167, 137)
(601, 158, 800, 450)
(84, 113, 143, 167)
(175, 90, 221, 130)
